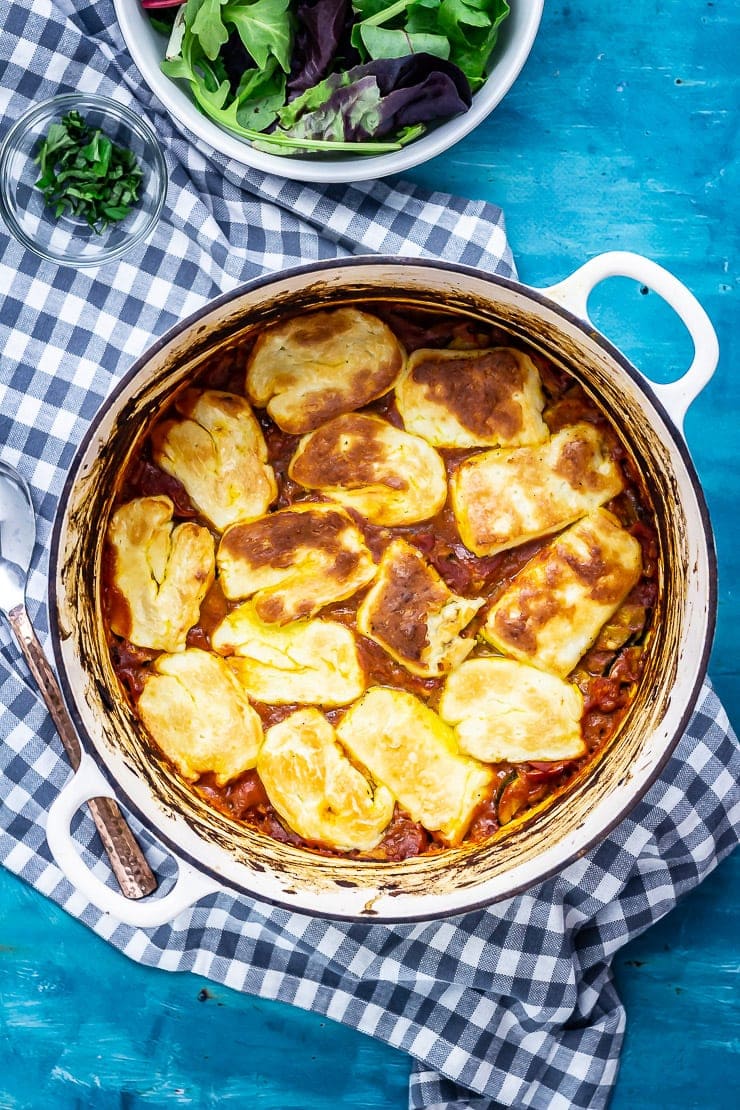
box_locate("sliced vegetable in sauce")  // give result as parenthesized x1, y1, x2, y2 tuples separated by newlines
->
(495, 772, 528, 826)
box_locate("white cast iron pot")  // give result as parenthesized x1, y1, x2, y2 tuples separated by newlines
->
(47, 252, 718, 927)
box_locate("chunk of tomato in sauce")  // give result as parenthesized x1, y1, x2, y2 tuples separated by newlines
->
(374, 807, 430, 861)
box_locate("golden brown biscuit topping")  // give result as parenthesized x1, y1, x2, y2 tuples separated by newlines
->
(483, 508, 643, 678)
(246, 307, 405, 433)
(450, 422, 625, 556)
(152, 389, 277, 532)
(337, 687, 494, 846)
(289, 413, 407, 489)
(415, 349, 523, 435)
(104, 304, 658, 862)
(439, 658, 586, 764)
(356, 539, 483, 676)
(288, 412, 447, 526)
(257, 709, 395, 852)
(106, 495, 215, 653)
(396, 347, 548, 448)
(217, 502, 377, 624)
(138, 649, 263, 785)
(212, 602, 367, 707)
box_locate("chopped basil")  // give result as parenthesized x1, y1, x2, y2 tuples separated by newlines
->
(34, 110, 143, 233)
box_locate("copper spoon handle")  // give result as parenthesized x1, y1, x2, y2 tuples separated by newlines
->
(7, 602, 157, 900)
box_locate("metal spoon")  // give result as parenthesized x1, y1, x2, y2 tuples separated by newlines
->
(0, 459, 157, 900)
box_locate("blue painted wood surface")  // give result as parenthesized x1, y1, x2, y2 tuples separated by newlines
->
(1, 1, 738, 1106)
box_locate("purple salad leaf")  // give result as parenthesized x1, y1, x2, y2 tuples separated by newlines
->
(374, 56, 470, 129)
(220, 29, 255, 88)
(287, 0, 353, 96)
(281, 75, 384, 142)
(275, 52, 471, 143)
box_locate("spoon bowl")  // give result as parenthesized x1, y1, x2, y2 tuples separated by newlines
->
(0, 460, 35, 610)
(0, 457, 157, 901)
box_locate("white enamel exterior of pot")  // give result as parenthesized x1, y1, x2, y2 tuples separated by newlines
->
(47, 253, 718, 927)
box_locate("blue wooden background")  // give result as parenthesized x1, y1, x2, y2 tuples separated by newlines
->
(1, 1, 738, 1106)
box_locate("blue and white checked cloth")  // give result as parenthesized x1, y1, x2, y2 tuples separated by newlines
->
(1, 3, 738, 1108)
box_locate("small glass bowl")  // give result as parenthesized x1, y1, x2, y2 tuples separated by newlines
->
(0, 93, 167, 267)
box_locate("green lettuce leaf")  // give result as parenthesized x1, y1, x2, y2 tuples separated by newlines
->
(234, 58, 288, 129)
(353, 0, 510, 86)
(222, 0, 294, 73)
(352, 0, 417, 20)
(190, 0, 229, 60)
(163, 7, 287, 133)
(439, 0, 510, 86)
(353, 24, 451, 60)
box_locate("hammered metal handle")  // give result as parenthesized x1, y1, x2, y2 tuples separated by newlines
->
(8, 603, 157, 900)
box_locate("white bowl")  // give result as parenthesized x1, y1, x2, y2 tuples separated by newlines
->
(114, 0, 543, 183)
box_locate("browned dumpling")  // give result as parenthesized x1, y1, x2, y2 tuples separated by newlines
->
(439, 658, 586, 764)
(212, 602, 366, 706)
(257, 709, 395, 851)
(106, 495, 214, 652)
(217, 503, 376, 623)
(288, 413, 447, 526)
(138, 649, 263, 785)
(336, 687, 493, 846)
(246, 307, 405, 433)
(152, 389, 277, 532)
(482, 508, 643, 678)
(450, 422, 625, 556)
(396, 347, 548, 448)
(356, 539, 483, 677)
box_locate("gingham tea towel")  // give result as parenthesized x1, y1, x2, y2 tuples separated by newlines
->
(1, 3, 739, 1109)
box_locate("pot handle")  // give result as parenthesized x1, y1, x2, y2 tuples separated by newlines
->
(540, 251, 719, 432)
(46, 753, 221, 928)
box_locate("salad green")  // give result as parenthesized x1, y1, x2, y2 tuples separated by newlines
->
(144, 0, 510, 156)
